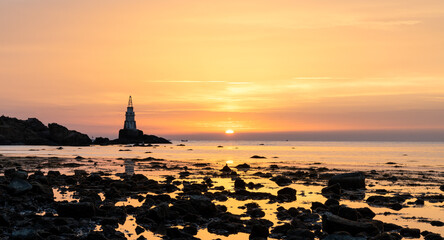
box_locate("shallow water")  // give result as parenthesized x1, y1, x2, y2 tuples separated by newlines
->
(1, 140, 443, 239)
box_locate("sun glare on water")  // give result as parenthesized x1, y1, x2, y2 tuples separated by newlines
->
(225, 129, 234, 134)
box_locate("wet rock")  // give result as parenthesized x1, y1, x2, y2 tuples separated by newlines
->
(247, 182, 264, 190)
(251, 155, 266, 159)
(183, 225, 198, 235)
(383, 223, 402, 231)
(440, 185, 444, 192)
(400, 228, 420, 238)
(47, 170, 61, 177)
(250, 224, 269, 239)
(270, 175, 292, 186)
(277, 187, 297, 202)
(338, 206, 359, 221)
(56, 202, 96, 218)
(31, 182, 54, 198)
(424, 233, 443, 240)
(323, 234, 366, 240)
(11, 228, 41, 240)
(328, 172, 365, 190)
(431, 220, 444, 227)
(220, 164, 232, 172)
(236, 163, 251, 169)
(86, 231, 108, 240)
(7, 177, 32, 194)
(325, 198, 340, 207)
(356, 207, 375, 219)
(322, 212, 381, 235)
(0, 214, 9, 227)
(208, 220, 243, 236)
(322, 183, 342, 195)
(311, 202, 327, 212)
(234, 178, 246, 190)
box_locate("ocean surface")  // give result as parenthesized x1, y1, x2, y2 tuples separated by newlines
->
(1, 141, 443, 239)
(1, 140, 444, 172)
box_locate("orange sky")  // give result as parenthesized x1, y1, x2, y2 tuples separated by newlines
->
(1, 0, 444, 138)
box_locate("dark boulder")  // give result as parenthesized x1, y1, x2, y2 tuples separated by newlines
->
(56, 202, 96, 218)
(7, 178, 32, 194)
(270, 175, 292, 186)
(400, 228, 421, 238)
(322, 183, 342, 195)
(277, 187, 297, 202)
(322, 212, 381, 235)
(328, 172, 365, 190)
(11, 228, 41, 240)
(234, 178, 246, 190)
(250, 224, 269, 239)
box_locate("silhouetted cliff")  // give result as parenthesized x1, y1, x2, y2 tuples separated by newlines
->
(0, 116, 92, 146)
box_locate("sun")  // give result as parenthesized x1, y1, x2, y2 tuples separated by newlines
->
(225, 129, 234, 134)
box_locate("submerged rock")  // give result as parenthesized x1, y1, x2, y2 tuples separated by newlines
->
(328, 172, 366, 190)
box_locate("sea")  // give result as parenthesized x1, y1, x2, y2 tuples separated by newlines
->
(0, 140, 443, 239)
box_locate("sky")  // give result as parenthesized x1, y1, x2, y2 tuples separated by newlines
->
(1, 0, 444, 140)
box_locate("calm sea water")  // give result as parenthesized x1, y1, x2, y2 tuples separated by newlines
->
(1, 141, 444, 239)
(1, 141, 443, 172)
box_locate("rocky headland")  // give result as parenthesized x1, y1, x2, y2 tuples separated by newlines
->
(0, 116, 171, 146)
(0, 116, 92, 146)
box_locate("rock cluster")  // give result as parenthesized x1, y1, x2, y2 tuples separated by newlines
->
(0, 116, 92, 146)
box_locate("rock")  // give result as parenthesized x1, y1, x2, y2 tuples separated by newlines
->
(424, 233, 443, 240)
(117, 128, 171, 144)
(0, 214, 9, 227)
(400, 228, 420, 238)
(93, 137, 110, 145)
(56, 202, 96, 218)
(13, 170, 28, 180)
(11, 228, 41, 240)
(322, 183, 342, 195)
(325, 199, 340, 207)
(323, 234, 366, 240)
(234, 178, 246, 190)
(431, 221, 444, 227)
(250, 224, 269, 239)
(328, 172, 365, 190)
(251, 155, 266, 159)
(337, 206, 359, 221)
(440, 185, 444, 192)
(356, 207, 375, 219)
(322, 212, 381, 235)
(7, 178, 32, 194)
(270, 175, 292, 186)
(183, 225, 198, 235)
(277, 187, 297, 202)
(48, 123, 92, 146)
(31, 182, 54, 198)
(221, 164, 232, 172)
(236, 163, 251, 169)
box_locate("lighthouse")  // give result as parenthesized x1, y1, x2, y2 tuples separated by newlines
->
(117, 95, 170, 144)
(124, 96, 137, 129)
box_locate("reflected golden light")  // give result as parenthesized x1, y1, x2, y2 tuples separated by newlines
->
(225, 129, 234, 134)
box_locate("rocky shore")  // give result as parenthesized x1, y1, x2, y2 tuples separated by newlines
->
(0, 116, 171, 146)
(0, 154, 443, 240)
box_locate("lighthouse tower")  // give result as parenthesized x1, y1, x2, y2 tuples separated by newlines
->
(124, 96, 137, 129)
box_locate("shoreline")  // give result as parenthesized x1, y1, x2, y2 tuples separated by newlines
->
(0, 153, 443, 239)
